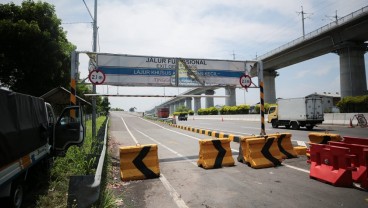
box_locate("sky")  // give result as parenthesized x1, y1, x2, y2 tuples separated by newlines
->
(5, 0, 368, 111)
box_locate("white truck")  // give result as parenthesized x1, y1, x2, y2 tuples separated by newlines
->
(267, 96, 324, 130)
(0, 89, 85, 207)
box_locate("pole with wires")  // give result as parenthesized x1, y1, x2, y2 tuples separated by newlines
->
(92, 0, 98, 138)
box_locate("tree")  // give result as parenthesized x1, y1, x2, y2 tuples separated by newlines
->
(0, 1, 75, 96)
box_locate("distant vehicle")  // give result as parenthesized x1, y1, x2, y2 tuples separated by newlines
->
(0, 89, 85, 208)
(268, 96, 324, 130)
(156, 107, 169, 118)
(178, 114, 188, 121)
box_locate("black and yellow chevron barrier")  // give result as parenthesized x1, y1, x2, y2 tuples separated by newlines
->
(119, 144, 160, 181)
(197, 138, 235, 169)
(237, 136, 283, 169)
(268, 133, 298, 159)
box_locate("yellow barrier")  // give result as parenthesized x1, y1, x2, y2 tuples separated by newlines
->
(294, 146, 307, 155)
(204, 130, 211, 136)
(219, 132, 226, 138)
(237, 136, 283, 169)
(308, 132, 342, 144)
(268, 133, 298, 159)
(197, 138, 235, 169)
(119, 144, 160, 181)
(307, 132, 342, 157)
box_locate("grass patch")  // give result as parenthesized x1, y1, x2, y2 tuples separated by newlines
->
(36, 116, 106, 208)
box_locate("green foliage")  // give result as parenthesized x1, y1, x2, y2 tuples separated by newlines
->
(197, 107, 218, 115)
(337, 95, 368, 113)
(254, 103, 275, 114)
(219, 104, 250, 115)
(36, 116, 106, 207)
(0, 1, 75, 96)
(176, 105, 190, 112)
(188, 110, 194, 115)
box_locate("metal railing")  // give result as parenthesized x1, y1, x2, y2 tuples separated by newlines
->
(256, 6, 368, 61)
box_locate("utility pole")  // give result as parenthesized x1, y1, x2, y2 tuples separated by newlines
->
(92, 0, 98, 138)
(297, 6, 312, 38)
(232, 50, 236, 60)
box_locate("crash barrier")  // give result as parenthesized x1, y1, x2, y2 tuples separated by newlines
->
(237, 136, 283, 169)
(197, 138, 235, 169)
(294, 146, 308, 155)
(268, 133, 298, 159)
(67, 118, 109, 208)
(308, 132, 342, 144)
(307, 132, 342, 157)
(328, 141, 368, 188)
(308, 143, 356, 187)
(119, 144, 160, 181)
(343, 136, 368, 146)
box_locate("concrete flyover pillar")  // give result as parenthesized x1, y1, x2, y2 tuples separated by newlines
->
(263, 70, 278, 104)
(225, 86, 236, 106)
(205, 89, 215, 108)
(170, 104, 175, 115)
(174, 102, 180, 112)
(194, 96, 201, 114)
(337, 42, 367, 98)
(185, 97, 192, 110)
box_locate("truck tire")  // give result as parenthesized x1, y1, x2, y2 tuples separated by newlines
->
(306, 125, 314, 130)
(291, 122, 300, 130)
(10, 180, 24, 208)
(271, 120, 278, 128)
(285, 125, 290, 129)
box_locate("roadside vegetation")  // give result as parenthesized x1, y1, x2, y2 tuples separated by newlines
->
(196, 103, 276, 115)
(337, 95, 368, 113)
(35, 116, 113, 208)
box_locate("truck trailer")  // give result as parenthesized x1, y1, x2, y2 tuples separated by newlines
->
(156, 107, 169, 118)
(268, 96, 324, 130)
(0, 89, 85, 207)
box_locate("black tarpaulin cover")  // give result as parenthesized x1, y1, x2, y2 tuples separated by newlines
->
(0, 89, 48, 167)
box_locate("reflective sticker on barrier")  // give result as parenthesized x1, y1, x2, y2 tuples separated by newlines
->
(132, 146, 159, 179)
(261, 138, 282, 166)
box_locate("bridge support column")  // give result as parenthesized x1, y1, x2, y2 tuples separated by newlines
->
(205, 90, 215, 108)
(174, 102, 180, 112)
(170, 104, 175, 115)
(225, 86, 236, 106)
(337, 42, 367, 97)
(263, 70, 278, 103)
(194, 96, 201, 114)
(185, 97, 192, 110)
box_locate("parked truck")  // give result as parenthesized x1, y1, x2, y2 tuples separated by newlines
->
(267, 96, 324, 130)
(0, 89, 85, 207)
(156, 107, 169, 118)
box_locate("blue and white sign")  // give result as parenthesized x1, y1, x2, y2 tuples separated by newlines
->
(95, 53, 246, 87)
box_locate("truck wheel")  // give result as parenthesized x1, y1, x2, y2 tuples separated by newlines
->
(271, 120, 278, 128)
(306, 126, 314, 130)
(291, 122, 300, 130)
(10, 181, 24, 208)
(285, 125, 290, 129)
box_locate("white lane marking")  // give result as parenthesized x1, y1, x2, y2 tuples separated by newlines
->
(120, 118, 189, 208)
(135, 129, 198, 166)
(139, 118, 239, 153)
(120, 117, 139, 145)
(283, 164, 310, 173)
(160, 174, 189, 208)
(139, 118, 312, 173)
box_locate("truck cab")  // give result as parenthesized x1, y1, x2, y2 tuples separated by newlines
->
(0, 89, 85, 207)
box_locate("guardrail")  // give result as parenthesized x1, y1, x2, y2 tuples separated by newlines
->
(67, 117, 109, 208)
(256, 6, 368, 61)
(187, 113, 368, 126)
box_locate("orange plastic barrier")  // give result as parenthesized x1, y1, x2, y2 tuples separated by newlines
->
(308, 143, 355, 187)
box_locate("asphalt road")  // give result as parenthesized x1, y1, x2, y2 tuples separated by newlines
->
(109, 111, 368, 208)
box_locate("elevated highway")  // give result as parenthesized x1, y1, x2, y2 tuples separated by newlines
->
(154, 6, 368, 113)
